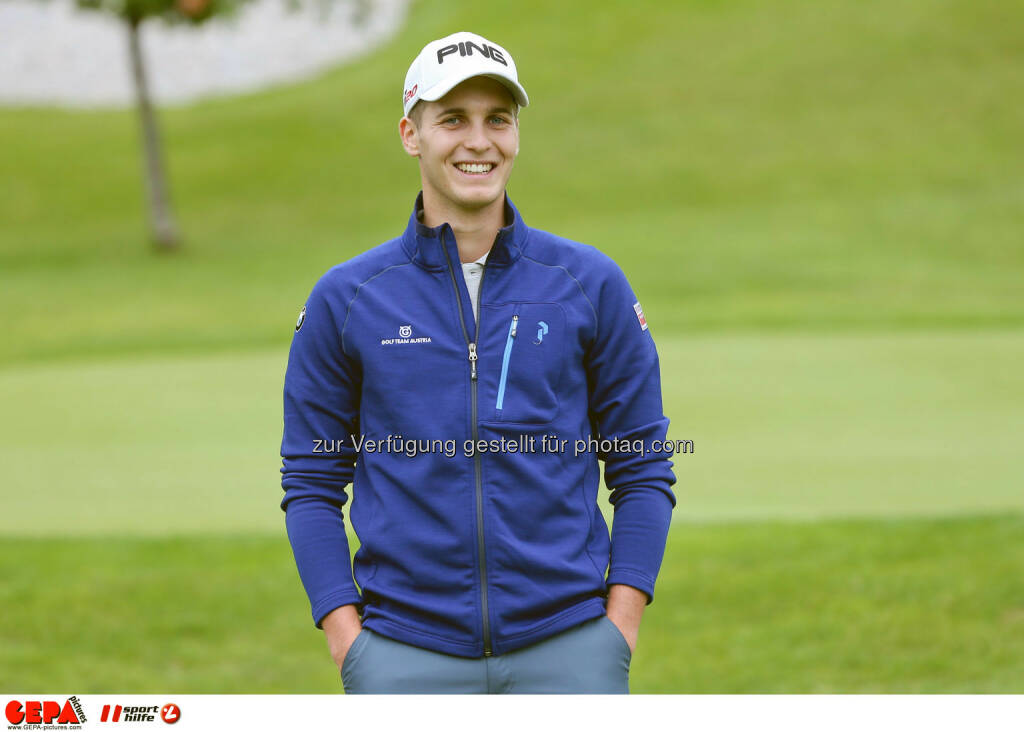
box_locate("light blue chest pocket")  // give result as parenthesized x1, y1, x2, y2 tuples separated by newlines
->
(491, 302, 566, 425)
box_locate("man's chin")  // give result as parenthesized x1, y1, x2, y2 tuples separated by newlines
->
(452, 188, 504, 211)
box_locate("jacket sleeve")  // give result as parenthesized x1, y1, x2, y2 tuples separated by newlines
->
(280, 276, 363, 628)
(586, 261, 677, 604)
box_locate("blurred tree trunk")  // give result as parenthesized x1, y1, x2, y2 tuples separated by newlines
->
(127, 16, 180, 251)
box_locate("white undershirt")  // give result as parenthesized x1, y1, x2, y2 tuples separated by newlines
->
(414, 208, 493, 322)
(462, 250, 489, 322)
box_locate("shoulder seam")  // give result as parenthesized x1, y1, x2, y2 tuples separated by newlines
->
(339, 262, 414, 355)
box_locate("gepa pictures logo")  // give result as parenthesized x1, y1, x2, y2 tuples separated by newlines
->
(5, 696, 86, 727)
(436, 41, 507, 66)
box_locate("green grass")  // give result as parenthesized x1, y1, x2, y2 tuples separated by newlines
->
(2, 0, 1023, 694)
(1, 330, 1021, 536)
(637, 514, 1024, 693)
(2, 515, 1021, 692)
(1, 0, 1023, 366)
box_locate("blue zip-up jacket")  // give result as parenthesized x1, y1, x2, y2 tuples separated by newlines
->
(280, 194, 676, 658)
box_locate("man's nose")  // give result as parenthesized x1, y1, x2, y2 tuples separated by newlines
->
(463, 120, 491, 151)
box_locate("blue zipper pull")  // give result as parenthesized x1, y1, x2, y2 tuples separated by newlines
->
(495, 314, 519, 411)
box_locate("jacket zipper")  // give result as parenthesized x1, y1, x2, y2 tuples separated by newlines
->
(495, 314, 518, 411)
(441, 230, 493, 657)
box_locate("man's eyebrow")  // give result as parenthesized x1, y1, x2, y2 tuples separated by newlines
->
(435, 106, 515, 117)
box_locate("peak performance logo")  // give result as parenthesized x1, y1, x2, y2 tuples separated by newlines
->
(5, 697, 86, 728)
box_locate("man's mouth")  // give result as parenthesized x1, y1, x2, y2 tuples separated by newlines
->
(454, 162, 496, 175)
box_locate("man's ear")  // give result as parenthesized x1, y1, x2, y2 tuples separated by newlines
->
(399, 116, 420, 158)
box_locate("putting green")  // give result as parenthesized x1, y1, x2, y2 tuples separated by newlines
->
(2, 329, 1020, 536)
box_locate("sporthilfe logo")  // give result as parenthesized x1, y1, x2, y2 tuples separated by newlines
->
(98, 703, 180, 724)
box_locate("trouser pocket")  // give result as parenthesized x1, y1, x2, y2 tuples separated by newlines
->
(501, 616, 631, 693)
(340, 629, 371, 691)
(600, 615, 633, 665)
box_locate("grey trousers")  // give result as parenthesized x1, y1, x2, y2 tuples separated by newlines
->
(341, 615, 632, 694)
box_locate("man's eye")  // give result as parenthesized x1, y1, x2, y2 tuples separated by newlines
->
(490, 116, 509, 125)
(442, 117, 460, 125)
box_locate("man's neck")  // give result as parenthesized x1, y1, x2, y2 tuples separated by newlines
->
(421, 190, 507, 263)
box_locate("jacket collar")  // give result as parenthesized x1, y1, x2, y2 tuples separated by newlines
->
(401, 192, 529, 271)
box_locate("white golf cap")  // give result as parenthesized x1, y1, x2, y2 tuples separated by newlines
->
(402, 31, 529, 117)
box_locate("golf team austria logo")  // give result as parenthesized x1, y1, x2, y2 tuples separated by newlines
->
(381, 324, 431, 346)
(5, 697, 86, 728)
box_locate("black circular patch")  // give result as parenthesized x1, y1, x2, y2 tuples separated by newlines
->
(295, 305, 306, 332)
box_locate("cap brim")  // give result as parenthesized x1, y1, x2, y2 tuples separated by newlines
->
(419, 71, 529, 109)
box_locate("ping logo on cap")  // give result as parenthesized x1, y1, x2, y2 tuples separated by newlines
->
(402, 32, 529, 116)
(436, 41, 508, 66)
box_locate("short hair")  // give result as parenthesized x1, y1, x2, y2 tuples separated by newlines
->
(408, 101, 426, 128)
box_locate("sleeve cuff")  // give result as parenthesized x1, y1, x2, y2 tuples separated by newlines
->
(312, 590, 364, 629)
(606, 567, 657, 605)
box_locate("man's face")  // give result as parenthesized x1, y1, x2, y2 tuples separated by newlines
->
(400, 76, 520, 215)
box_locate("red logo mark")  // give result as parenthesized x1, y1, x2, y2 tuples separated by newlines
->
(404, 83, 418, 103)
(6, 699, 82, 725)
(161, 704, 181, 724)
(633, 301, 648, 331)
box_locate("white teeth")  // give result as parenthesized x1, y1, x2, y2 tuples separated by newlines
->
(456, 163, 494, 174)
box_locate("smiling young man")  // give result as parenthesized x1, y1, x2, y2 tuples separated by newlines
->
(280, 31, 676, 694)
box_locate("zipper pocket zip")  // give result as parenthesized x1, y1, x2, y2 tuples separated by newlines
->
(495, 314, 518, 410)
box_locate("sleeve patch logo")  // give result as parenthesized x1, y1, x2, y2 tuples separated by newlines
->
(633, 301, 648, 331)
(295, 305, 306, 332)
